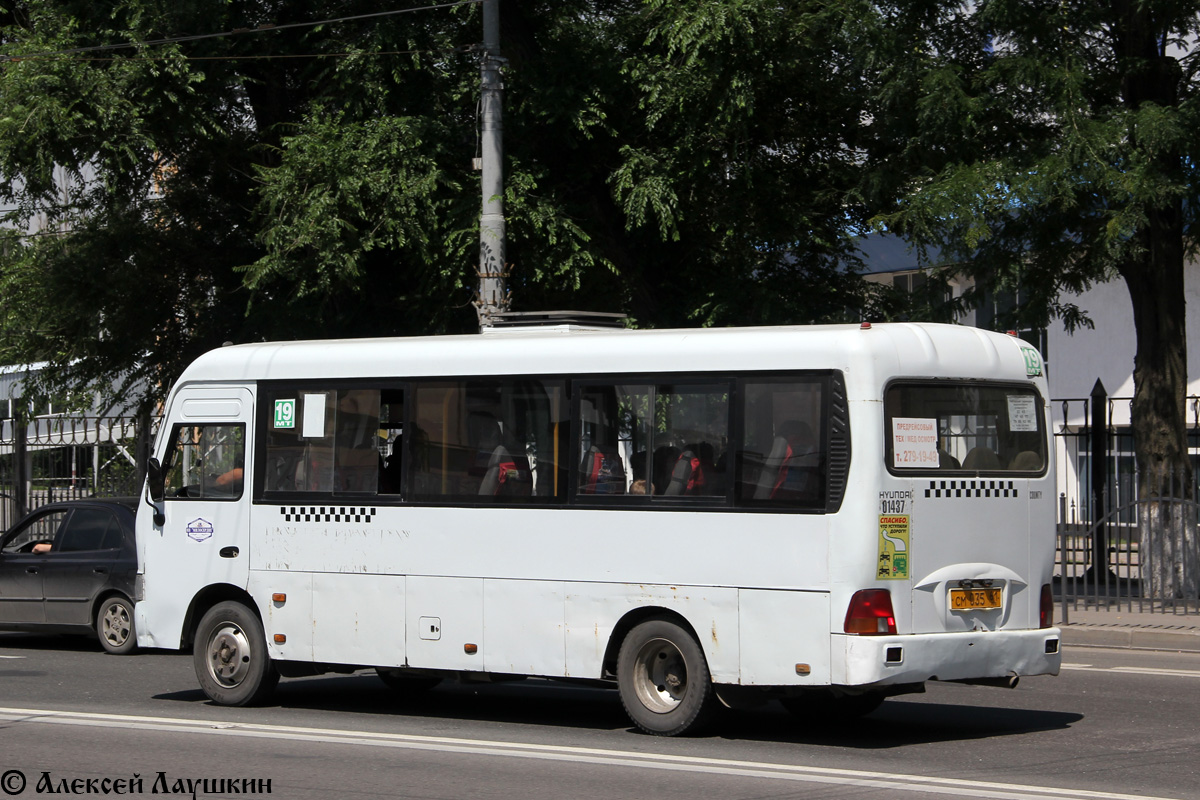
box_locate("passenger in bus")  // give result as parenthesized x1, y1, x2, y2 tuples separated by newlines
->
(962, 446, 1002, 471)
(408, 426, 439, 496)
(695, 442, 721, 493)
(753, 421, 817, 501)
(580, 444, 626, 494)
(215, 466, 243, 491)
(665, 445, 713, 496)
(264, 452, 300, 491)
(379, 438, 403, 494)
(630, 450, 648, 484)
(209, 458, 244, 496)
(1009, 450, 1042, 471)
(651, 446, 680, 495)
(468, 412, 503, 477)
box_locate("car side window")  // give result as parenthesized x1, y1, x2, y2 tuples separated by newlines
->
(56, 509, 123, 553)
(1, 510, 69, 554)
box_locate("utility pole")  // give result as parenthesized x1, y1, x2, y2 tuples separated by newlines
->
(476, 0, 508, 331)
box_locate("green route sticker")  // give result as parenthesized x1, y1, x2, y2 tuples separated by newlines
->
(274, 398, 296, 429)
(1021, 347, 1043, 377)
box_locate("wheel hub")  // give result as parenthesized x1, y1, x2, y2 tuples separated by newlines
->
(633, 637, 688, 714)
(207, 624, 251, 687)
(102, 604, 130, 646)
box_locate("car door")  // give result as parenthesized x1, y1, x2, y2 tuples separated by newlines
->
(42, 507, 126, 626)
(0, 508, 70, 624)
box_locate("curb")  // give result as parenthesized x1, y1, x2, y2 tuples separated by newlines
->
(1060, 624, 1200, 652)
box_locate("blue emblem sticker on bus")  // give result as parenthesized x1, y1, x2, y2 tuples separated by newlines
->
(186, 518, 214, 542)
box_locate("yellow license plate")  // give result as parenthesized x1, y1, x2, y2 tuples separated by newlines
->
(949, 587, 1002, 610)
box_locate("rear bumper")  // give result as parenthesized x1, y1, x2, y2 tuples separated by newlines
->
(832, 626, 1062, 687)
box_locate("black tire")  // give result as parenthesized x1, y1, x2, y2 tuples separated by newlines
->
(616, 618, 716, 736)
(375, 668, 441, 694)
(96, 596, 137, 655)
(780, 689, 884, 720)
(193, 601, 279, 706)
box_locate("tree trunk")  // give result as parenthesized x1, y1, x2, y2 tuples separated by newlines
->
(1116, 2, 1197, 603)
(1121, 207, 1197, 601)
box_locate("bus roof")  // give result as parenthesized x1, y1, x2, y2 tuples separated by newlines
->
(173, 322, 1041, 387)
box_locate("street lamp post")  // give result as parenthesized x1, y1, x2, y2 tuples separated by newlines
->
(476, 0, 507, 331)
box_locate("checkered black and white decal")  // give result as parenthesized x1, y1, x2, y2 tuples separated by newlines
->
(924, 480, 1018, 499)
(279, 506, 376, 523)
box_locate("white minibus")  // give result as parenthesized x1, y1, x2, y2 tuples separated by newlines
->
(136, 322, 1061, 735)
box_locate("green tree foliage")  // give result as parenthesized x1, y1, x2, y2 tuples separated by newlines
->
(867, 1, 1200, 497)
(0, 0, 889, 412)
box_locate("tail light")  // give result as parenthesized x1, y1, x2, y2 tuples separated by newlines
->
(844, 589, 898, 635)
(1040, 583, 1054, 628)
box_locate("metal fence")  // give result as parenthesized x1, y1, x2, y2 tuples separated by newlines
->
(4, 397, 1199, 617)
(1054, 393, 1200, 618)
(0, 412, 158, 531)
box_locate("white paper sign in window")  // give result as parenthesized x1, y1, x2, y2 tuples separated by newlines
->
(302, 393, 328, 439)
(1007, 395, 1038, 432)
(892, 417, 939, 468)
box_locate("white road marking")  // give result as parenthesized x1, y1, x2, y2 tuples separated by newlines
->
(1063, 663, 1200, 679)
(0, 706, 1182, 800)
(0, 655, 26, 659)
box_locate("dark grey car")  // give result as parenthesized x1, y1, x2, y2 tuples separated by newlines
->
(0, 498, 138, 654)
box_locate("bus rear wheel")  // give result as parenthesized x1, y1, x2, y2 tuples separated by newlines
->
(194, 601, 279, 706)
(616, 618, 715, 736)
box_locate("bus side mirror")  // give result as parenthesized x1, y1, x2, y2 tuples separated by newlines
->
(147, 457, 165, 503)
(146, 458, 166, 527)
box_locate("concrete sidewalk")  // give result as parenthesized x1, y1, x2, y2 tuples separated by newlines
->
(1057, 603, 1200, 652)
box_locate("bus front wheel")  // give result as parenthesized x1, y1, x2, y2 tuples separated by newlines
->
(616, 618, 715, 736)
(194, 601, 279, 706)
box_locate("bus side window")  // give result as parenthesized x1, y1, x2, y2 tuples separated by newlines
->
(653, 384, 727, 498)
(333, 389, 381, 494)
(736, 380, 826, 508)
(261, 388, 384, 497)
(412, 379, 566, 502)
(577, 386, 634, 496)
(576, 383, 728, 500)
(378, 391, 405, 494)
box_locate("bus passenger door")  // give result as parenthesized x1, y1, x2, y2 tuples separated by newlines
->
(147, 389, 254, 643)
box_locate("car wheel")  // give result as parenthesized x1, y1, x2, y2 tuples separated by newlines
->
(193, 601, 279, 706)
(616, 618, 716, 736)
(96, 596, 137, 655)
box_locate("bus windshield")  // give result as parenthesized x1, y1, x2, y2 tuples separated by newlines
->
(885, 381, 1046, 473)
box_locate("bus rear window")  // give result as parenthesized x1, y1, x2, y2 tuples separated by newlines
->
(884, 382, 1046, 474)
